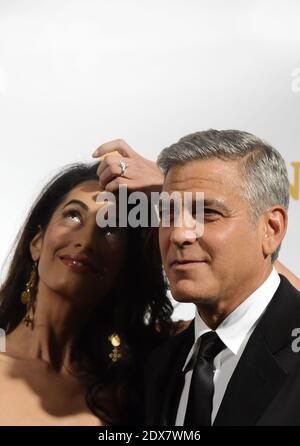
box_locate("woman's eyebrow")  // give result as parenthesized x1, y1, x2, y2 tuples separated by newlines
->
(63, 199, 89, 211)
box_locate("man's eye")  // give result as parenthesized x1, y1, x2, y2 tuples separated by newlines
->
(205, 208, 221, 217)
(63, 209, 82, 223)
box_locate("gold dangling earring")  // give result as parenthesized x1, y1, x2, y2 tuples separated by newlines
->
(21, 261, 38, 329)
(108, 333, 122, 362)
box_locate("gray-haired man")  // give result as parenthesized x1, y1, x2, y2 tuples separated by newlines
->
(94, 130, 300, 425)
(150, 129, 300, 426)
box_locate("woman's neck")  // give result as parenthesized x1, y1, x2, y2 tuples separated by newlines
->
(7, 282, 92, 373)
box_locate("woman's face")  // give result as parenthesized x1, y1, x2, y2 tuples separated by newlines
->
(30, 180, 127, 306)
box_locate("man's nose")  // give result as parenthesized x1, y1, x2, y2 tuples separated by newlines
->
(169, 225, 198, 247)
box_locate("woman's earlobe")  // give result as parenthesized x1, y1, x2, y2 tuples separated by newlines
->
(29, 227, 43, 261)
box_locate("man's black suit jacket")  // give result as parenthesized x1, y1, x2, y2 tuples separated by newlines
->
(144, 276, 300, 426)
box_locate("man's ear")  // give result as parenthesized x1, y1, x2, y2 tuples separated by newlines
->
(29, 225, 43, 262)
(261, 206, 288, 258)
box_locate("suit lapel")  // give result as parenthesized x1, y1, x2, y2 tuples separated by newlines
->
(213, 330, 287, 425)
(158, 322, 194, 425)
(214, 276, 300, 426)
(149, 276, 300, 426)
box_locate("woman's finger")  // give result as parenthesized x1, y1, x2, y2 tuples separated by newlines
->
(92, 138, 137, 159)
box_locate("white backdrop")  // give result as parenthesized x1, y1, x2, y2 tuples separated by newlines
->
(1, 0, 299, 319)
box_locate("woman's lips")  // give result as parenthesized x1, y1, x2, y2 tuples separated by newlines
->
(60, 255, 98, 274)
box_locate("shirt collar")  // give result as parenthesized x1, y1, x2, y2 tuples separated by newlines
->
(193, 268, 281, 356)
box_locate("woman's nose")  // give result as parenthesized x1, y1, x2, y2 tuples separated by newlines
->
(73, 222, 100, 251)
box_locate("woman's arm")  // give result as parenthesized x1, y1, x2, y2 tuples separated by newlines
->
(275, 260, 300, 291)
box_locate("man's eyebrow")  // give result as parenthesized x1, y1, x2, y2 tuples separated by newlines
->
(159, 198, 228, 211)
(63, 199, 89, 211)
(204, 199, 229, 211)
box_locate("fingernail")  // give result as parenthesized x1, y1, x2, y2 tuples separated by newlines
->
(92, 149, 99, 157)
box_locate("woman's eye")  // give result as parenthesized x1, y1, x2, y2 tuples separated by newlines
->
(103, 226, 124, 238)
(63, 209, 82, 224)
(104, 227, 116, 236)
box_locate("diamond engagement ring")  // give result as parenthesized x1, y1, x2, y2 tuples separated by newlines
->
(119, 160, 128, 176)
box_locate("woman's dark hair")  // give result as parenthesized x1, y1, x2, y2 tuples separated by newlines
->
(0, 162, 173, 425)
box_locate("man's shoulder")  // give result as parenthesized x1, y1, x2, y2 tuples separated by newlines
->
(252, 275, 300, 353)
(146, 320, 193, 367)
(276, 274, 300, 307)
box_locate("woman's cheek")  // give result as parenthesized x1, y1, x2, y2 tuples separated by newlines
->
(45, 224, 75, 251)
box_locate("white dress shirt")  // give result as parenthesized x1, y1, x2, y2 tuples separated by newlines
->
(175, 268, 281, 426)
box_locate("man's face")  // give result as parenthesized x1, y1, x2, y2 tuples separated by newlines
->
(159, 159, 268, 307)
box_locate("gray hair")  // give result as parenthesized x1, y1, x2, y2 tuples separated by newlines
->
(157, 129, 289, 261)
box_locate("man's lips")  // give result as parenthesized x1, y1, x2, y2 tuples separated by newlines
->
(59, 254, 98, 274)
(169, 259, 207, 270)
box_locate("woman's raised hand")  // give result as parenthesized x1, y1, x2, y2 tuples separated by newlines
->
(92, 138, 163, 194)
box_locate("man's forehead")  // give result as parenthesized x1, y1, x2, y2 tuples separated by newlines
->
(162, 159, 242, 192)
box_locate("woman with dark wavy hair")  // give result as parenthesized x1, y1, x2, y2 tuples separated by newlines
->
(0, 162, 173, 426)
